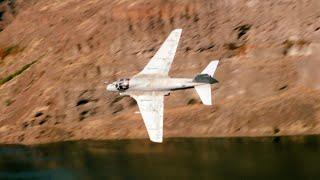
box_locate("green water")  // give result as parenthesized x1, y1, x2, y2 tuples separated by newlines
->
(0, 137, 319, 179)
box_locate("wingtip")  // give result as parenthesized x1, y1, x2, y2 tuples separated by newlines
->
(203, 100, 212, 106)
(150, 137, 163, 143)
(210, 60, 219, 64)
(172, 28, 182, 33)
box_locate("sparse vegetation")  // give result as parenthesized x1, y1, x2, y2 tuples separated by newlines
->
(296, 39, 310, 46)
(34, 112, 43, 117)
(196, 44, 215, 52)
(187, 98, 197, 105)
(0, 11, 3, 20)
(221, 24, 251, 57)
(273, 127, 280, 134)
(112, 104, 124, 114)
(76, 99, 89, 106)
(282, 39, 311, 55)
(4, 99, 13, 106)
(0, 45, 24, 59)
(223, 42, 247, 57)
(278, 85, 288, 91)
(224, 42, 240, 50)
(110, 96, 124, 105)
(234, 24, 252, 39)
(283, 39, 295, 46)
(193, 14, 199, 22)
(0, 60, 37, 85)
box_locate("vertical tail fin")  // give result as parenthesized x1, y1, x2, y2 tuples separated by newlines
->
(201, 60, 219, 77)
(194, 84, 212, 105)
(194, 60, 219, 106)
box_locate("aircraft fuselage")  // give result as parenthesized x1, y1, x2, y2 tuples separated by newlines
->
(130, 77, 205, 91)
(106, 77, 208, 93)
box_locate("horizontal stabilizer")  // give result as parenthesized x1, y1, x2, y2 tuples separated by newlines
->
(201, 60, 219, 77)
(194, 84, 212, 105)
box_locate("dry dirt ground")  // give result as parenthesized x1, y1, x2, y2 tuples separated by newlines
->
(0, 0, 320, 144)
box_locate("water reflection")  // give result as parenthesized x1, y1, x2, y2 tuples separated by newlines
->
(0, 137, 319, 179)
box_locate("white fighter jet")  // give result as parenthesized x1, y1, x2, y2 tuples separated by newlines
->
(106, 29, 219, 143)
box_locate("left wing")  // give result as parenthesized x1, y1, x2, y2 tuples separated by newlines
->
(133, 29, 182, 78)
(131, 92, 165, 143)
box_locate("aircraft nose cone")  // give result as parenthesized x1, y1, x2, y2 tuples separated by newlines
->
(106, 84, 116, 91)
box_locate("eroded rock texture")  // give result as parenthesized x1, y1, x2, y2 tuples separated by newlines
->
(0, 0, 320, 144)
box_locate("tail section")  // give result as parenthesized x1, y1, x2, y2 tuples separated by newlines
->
(193, 60, 219, 84)
(201, 60, 219, 77)
(194, 60, 219, 106)
(194, 84, 212, 105)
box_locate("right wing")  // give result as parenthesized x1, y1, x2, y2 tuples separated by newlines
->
(133, 29, 182, 78)
(131, 92, 165, 143)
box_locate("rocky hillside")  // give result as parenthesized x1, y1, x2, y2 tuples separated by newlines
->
(0, 0, 320, 144)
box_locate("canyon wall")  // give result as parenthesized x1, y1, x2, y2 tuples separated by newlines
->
(0, 0, 320, 144)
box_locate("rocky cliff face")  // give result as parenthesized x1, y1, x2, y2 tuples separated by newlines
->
(0, 0, 320, 144)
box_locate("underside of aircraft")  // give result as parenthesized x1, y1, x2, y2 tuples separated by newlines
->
(106, 29, 220, 143)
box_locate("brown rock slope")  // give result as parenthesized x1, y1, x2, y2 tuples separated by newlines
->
(0, 0, 320, 144)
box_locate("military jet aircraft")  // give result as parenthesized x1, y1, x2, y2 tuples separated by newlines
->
(106, 29, 219, 143)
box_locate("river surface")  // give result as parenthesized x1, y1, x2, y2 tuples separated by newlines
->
(0, 136, 319, 179)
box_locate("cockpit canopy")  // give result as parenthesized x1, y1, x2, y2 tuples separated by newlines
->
(114, 78, 130, 91)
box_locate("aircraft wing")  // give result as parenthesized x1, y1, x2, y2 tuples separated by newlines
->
(131, 92, 165, 143)
(134, 29, 182, 78)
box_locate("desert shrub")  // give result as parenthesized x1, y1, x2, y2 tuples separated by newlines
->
(224, 42, 239, 50)
(282, 39, 310, 55)
(234, 24, 252, 39)
(187, 98, 197, 105)
(0, 45, 24, 59)
(0, 60, 36, 85)
(4, 99, 13, 106)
